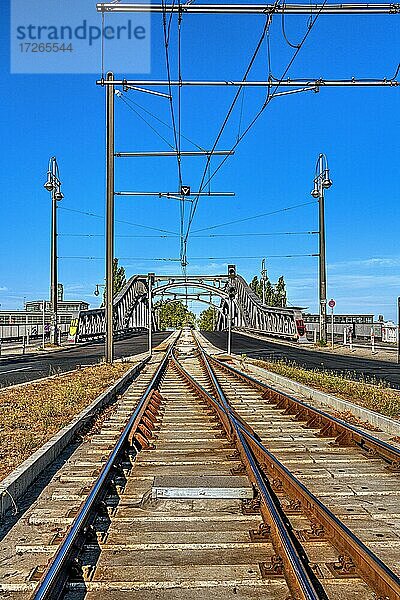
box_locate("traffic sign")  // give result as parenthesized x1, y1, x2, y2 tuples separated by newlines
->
(181, 185, 191, 196)
(328, 299, 336, 308)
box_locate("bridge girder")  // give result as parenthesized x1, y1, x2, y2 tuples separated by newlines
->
(74, 272, 303, 341)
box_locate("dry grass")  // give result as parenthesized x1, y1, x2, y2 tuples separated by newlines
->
(0, 362, 130, 482)
(252, 359, 400, 419)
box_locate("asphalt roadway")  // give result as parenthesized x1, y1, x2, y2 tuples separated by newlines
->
(203, 331, 400, 389)
(0, 332, 170, 388)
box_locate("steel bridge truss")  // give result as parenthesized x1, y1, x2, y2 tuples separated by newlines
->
(75, 271, 304, 342)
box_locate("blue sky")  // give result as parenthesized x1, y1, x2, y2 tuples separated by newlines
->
(0, 1, 399, 320)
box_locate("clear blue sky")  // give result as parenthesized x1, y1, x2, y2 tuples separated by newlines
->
(1, 1, 399, 320)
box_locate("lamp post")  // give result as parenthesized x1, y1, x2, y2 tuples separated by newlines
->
(148, 273, 155, 355)
(44, 157, 64, 346)
(261, 258, 267, 304)
(311, 154, 332, 344)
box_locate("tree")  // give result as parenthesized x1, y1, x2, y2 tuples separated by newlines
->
(154, 300, 196, 330)
(250, 276, 259, 295)
(102, 258, 127, 306)
(248, 273, 287, 307)
(198, 306, 218, 331)
(275, 275, 287, 307)
(113, 258, 126, 297)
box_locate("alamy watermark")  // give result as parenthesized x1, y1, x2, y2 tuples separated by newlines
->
(11, 0, 150, 74)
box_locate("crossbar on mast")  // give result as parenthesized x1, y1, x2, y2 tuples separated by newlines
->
(97, 3, 400, 14)
(98, 78, 399, 87)
(115, 191, 235, 197)
(115, 151, 235, 157)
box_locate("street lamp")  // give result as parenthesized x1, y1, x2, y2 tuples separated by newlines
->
(311, 153, 332, 344)
(94, 283, 105, 298)
(43, 157, 64, 346)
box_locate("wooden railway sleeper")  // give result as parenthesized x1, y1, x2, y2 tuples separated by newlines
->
(197, 349, 400, 600)
(244, 435, 400, 599)
(210, 350, 400, 472)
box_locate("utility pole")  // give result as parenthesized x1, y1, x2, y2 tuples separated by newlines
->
(227, 286, 236, 355)
(227, 296, 232, 355)
(311, 154, 332, 344)
(148, 273, 154, 355)
(261, 258, 267, 304)
(42, 300, 46, 349)
(397, 297, 400, 364)
(105, 71, 115, 363)
(44, 157, 64, 346)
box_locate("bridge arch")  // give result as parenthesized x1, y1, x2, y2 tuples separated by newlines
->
(75, 270, 304, 342)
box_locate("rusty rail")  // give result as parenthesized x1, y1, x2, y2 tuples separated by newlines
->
(31, 346, 174, 600)
(208, 352, 400, 470)
(171, 348, 324, 600)
(176, 339, 400, 600)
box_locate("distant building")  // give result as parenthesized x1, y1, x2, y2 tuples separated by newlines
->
(303, 313, 397, 342)
(0, 299, 90, 340)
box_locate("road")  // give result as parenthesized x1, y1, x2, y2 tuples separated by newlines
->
(0, 332, 170, 388)
(203, 331, 400, 389)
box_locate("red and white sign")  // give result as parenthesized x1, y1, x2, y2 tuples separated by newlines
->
(328, 299, 336, 308)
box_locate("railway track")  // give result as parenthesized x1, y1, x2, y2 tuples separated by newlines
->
(0, 331, 399, 599)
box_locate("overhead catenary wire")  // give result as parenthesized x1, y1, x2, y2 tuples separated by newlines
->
(161, 0, 185, 261)
(183, 10, 277, 260)
(177, 6, 186, 267)
(281, 0, 302, 48)
(117, 91, 206, 151)
(183, 0, 327, 251)
(59, 206, 178, 235)
(192, 200, 317, 233)
(117, 93, 175, 150)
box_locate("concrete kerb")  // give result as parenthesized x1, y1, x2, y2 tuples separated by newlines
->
(194, 331, 400, 437)
(0, 356, 150, 521)
(0, 330, 176, 393)
(245, 362, 400, 437)
(0, 330, 179, 520)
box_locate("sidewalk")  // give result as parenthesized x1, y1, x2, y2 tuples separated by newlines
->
(0, 338, 72, 359)
(234, 328, 399, 364)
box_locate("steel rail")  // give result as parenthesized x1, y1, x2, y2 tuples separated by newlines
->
(97, 3, 400, 14)
(239, 421, 400, 599)
(208, 353, 400, 469)
(31, 344, 175, 600)
(192, 342, 400, 599)
(170, 348, 323, 600)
